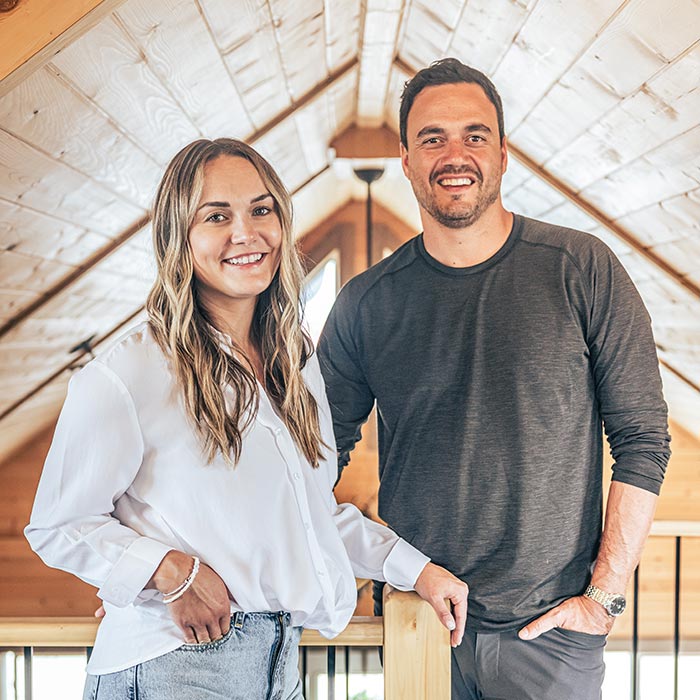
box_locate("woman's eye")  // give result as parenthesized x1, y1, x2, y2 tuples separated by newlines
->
(252, 206, 272, 216)
(205, 212, 226, 223)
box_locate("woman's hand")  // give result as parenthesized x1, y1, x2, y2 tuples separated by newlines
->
(414, 562, 469, 647)
(151, 551, 231, 644)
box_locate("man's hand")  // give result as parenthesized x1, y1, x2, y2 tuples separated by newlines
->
(414, 562, 469, 647)
(518, 595, 614, 640)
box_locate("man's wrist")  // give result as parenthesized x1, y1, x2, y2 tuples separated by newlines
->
(583, 584, 627, 616)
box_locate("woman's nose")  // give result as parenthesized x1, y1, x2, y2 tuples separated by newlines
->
(229, 218, 257, 245)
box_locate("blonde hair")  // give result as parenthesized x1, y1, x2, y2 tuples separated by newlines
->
(147, 138, 324, 467)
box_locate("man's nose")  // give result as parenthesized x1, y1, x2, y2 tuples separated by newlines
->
(442, 139, 471, 164)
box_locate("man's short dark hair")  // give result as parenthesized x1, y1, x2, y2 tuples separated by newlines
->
(399, 58, 505, 147)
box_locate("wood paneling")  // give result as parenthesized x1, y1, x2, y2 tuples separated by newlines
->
(50, 14, 200, 164)
(0, 129, 146, 236)
(0, 66, 159, 207)
(115, 0, 254, 139)
(448, 0, 537, 75)
(356, 0, 403, 127)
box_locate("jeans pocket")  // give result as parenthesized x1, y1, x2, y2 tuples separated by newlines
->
(178, 622, 236, 652)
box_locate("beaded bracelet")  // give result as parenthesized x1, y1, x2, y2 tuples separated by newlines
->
(163, 556, 200, 604)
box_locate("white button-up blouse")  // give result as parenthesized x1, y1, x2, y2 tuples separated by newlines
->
(25, 323, 429, 674)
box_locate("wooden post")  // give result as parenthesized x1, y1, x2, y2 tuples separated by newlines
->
(383, 586, 451, 700)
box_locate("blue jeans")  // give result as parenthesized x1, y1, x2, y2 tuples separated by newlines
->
(83, 612, 303, 700)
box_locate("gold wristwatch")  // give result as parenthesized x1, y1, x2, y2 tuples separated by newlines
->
(584, 584, 626, 616)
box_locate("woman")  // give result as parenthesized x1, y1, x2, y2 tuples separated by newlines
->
(25, 138, 467, 699)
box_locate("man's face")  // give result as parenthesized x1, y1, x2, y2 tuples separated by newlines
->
(401, 82, 508, 229)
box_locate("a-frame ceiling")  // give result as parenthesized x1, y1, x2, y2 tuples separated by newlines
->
(1, 0, 699, 462)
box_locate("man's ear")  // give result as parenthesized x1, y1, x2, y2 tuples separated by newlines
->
(400, 142, 410, 177)
(501, 135, 509, 173)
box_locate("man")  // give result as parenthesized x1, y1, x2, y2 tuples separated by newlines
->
(318, 58, 670, 700)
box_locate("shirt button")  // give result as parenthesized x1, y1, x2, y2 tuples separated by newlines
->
(317, 570, 325, 577)
(304, 522, 311, 530)
(293, 473, 301, 480)
(274, 428, 282, 436)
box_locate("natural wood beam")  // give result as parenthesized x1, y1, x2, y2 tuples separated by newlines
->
(0, 616, 383, 647)
(0, 0, 128, 96)
(330, 124, 400, 158)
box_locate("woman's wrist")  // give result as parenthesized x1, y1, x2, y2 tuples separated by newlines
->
(148, 550, 196, 593)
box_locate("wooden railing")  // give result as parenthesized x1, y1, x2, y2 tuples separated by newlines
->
(0, 587, 450, 700)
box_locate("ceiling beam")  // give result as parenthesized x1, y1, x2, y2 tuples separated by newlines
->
(0, 0, 128, 96)
(330, 125, 400, 158)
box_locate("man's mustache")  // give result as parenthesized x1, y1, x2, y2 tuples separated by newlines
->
(430, 166, 483, 185)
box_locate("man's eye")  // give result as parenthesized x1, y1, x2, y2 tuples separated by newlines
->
(253, 206, 272, 216)
(205, 213, 226, 223)
(423, 137, 441, 145)
(468, 135, 485, 143)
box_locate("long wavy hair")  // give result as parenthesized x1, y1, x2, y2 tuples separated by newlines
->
(147, 138, 324, 467)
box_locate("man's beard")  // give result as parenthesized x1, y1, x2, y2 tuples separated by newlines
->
(412, 166, 501, 229)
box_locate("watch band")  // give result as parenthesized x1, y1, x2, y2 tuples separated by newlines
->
(584, 584, 626, 616)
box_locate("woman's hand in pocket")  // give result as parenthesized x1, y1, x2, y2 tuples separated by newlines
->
(152, 551, 231, 644)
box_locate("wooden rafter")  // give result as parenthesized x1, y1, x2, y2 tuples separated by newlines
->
(0, 0, 128, 95)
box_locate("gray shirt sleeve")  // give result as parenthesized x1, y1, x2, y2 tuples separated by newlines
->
(584, 242, 671, 494)
(318, 283, 375, 473)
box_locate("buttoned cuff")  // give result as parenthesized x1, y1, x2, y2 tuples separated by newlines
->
(382, 538, 430, 591)
(98, 537, 173, 607)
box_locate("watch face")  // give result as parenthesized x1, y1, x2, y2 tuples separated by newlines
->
(608, 594, 627, 616)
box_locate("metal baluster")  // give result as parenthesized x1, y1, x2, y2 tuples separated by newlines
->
(344, 647, 350, 700)
(673, 536, 681, 700)
(23, 647, 32, 700)
(632, 566, 639, 700)
(302, 646, 308, 699)
(327, 646, 336, 700)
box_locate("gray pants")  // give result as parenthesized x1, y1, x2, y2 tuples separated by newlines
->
(83, 612, 303, 700)
(452, 628, 606, 700)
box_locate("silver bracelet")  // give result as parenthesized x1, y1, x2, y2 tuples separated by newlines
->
(163, 556, 200, 604)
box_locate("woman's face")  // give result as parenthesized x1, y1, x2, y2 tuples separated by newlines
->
(188, 155, 283, 315)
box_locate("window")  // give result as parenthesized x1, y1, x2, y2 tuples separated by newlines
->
(302, 252, 339, 345)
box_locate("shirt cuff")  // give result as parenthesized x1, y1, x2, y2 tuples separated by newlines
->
(98, 537, 173, 607)
(382, 538, 430, 591)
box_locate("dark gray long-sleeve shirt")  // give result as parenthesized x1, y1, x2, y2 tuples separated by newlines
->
(318, 214, 671, 632)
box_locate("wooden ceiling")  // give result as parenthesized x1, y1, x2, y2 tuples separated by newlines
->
(1, 0, 699, 462)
